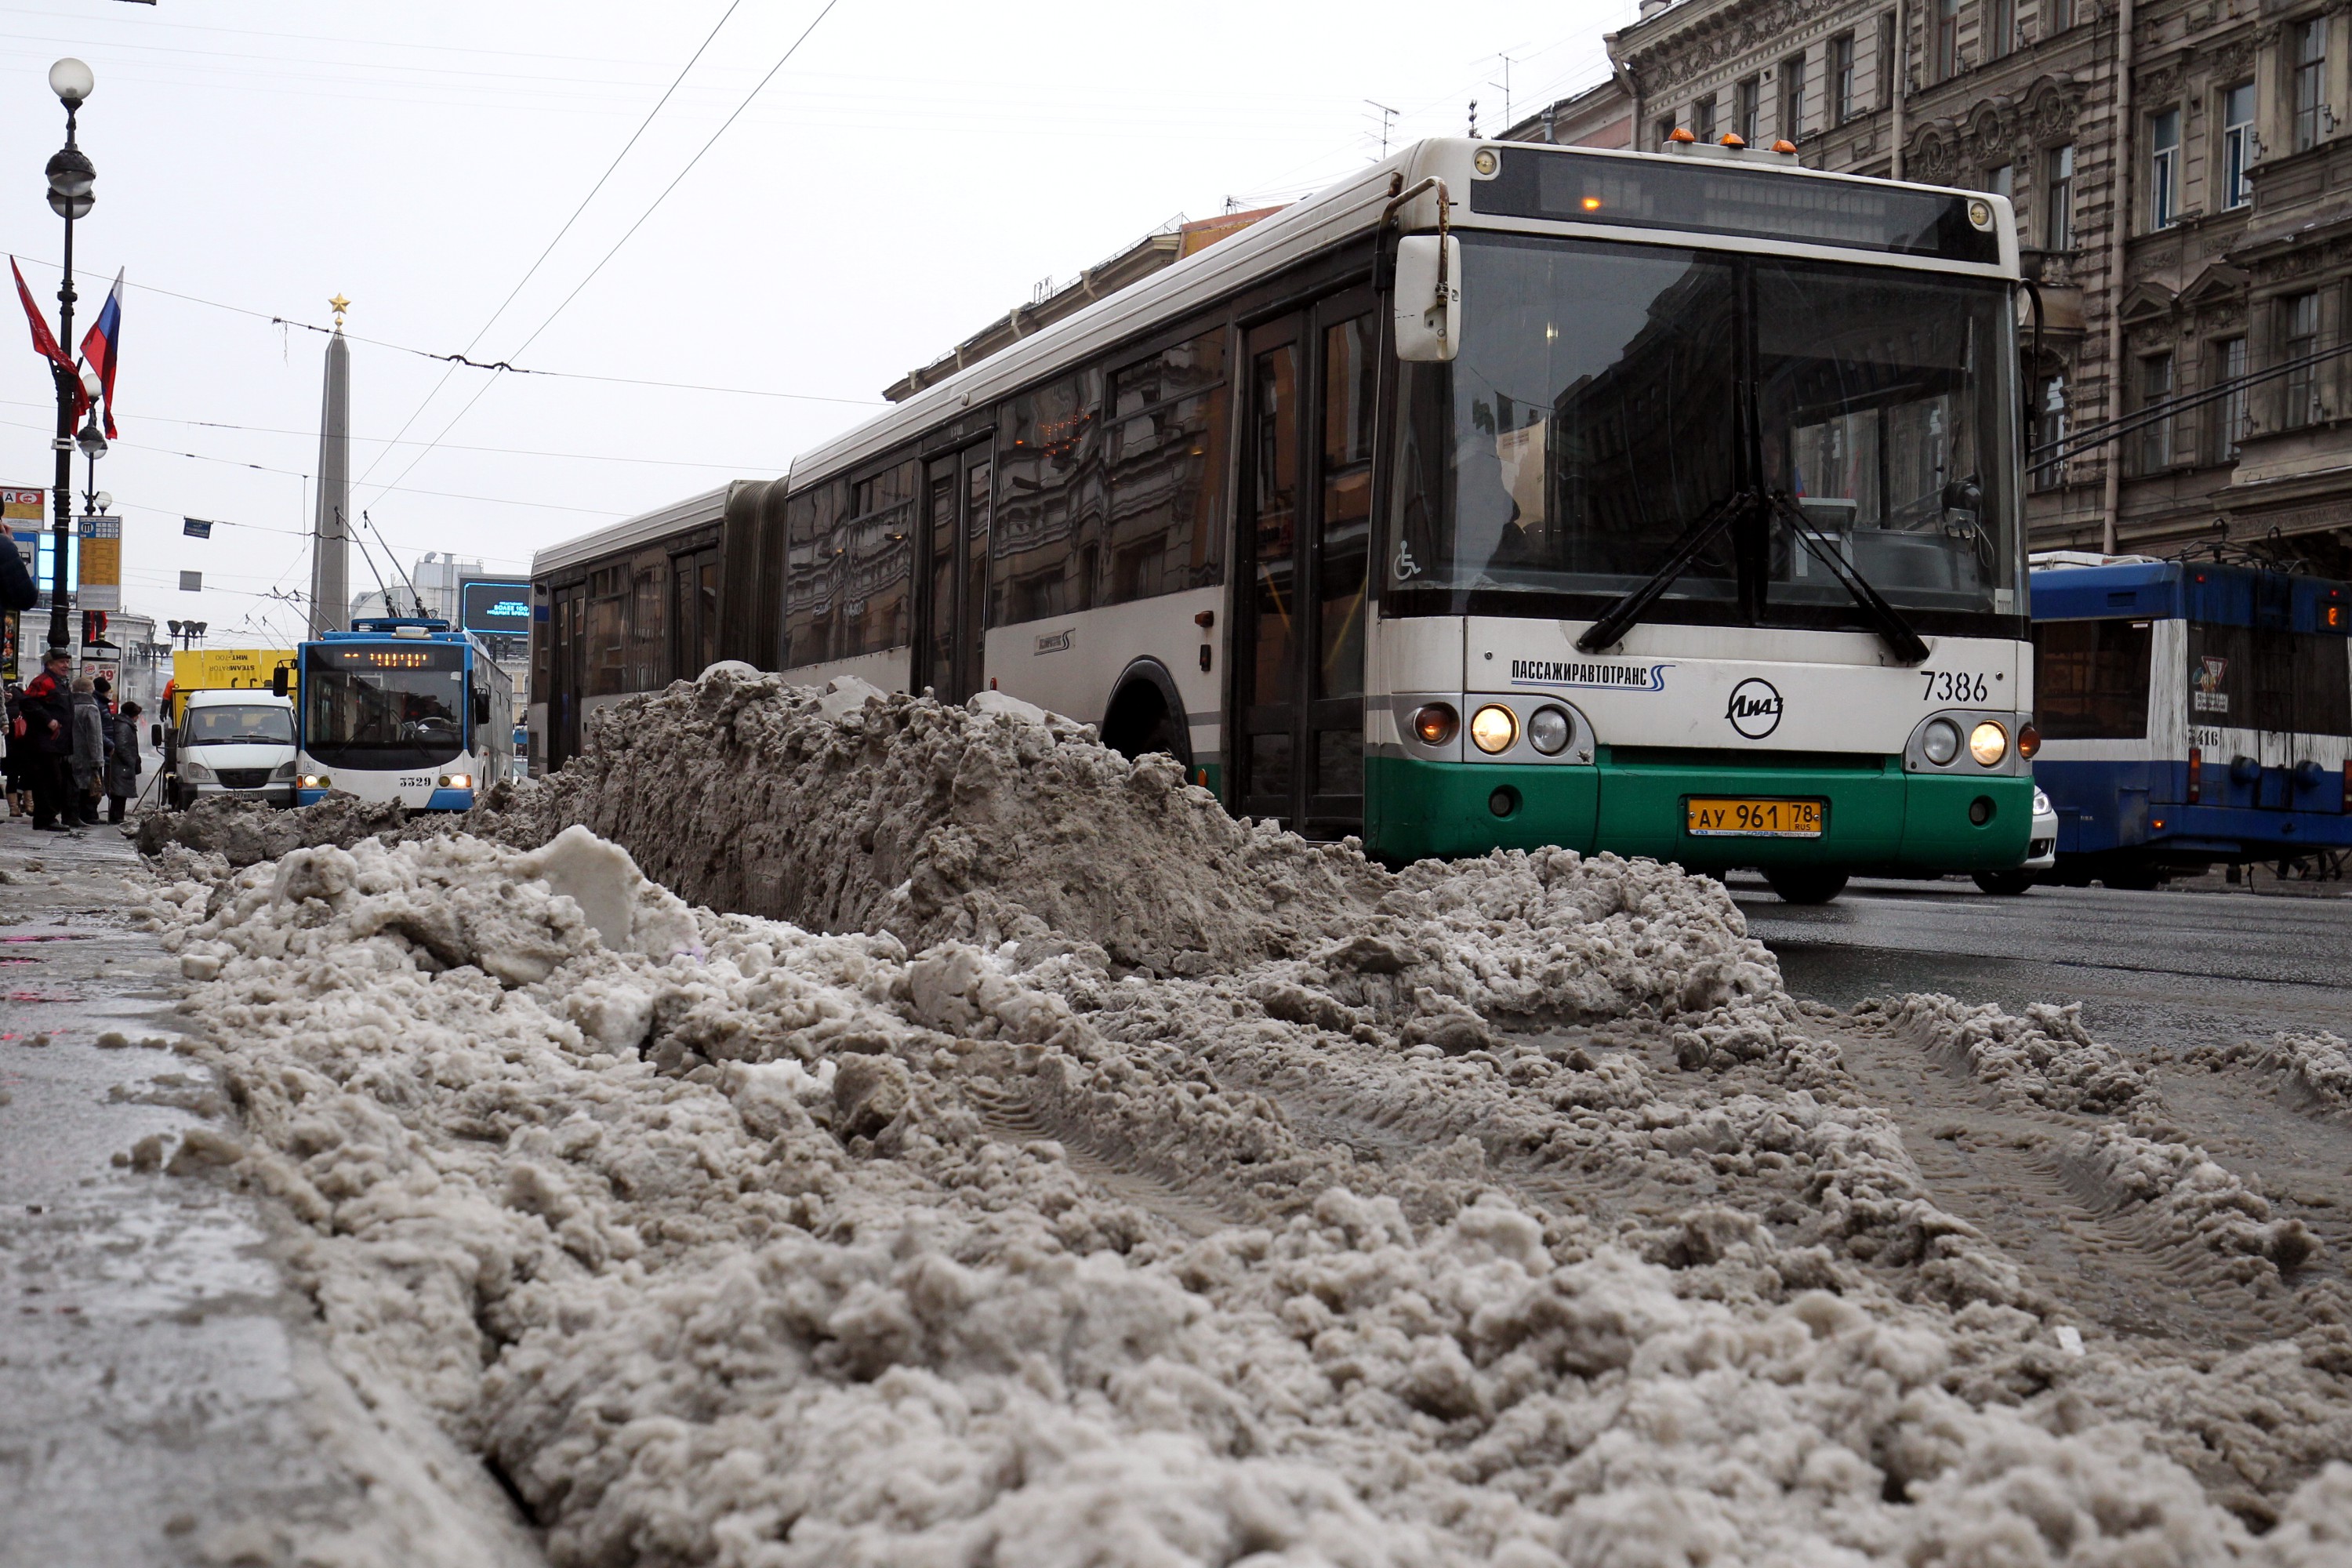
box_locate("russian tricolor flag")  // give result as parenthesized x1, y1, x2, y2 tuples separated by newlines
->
(78, 267, 122, 437)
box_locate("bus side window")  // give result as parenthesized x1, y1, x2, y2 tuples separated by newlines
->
(2034, 620, 2152, 739)
(1104, 328, 1229, 605)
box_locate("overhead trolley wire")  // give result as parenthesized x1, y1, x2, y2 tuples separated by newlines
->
(354, 0, 757, 494)
(359, 0, 847, 513)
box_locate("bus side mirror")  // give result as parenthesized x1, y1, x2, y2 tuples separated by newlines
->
(1392, 234, 1461, 363)
(270, 666, 288, 698)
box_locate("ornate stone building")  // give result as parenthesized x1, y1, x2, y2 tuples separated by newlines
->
(1504, 0, 2352, 572)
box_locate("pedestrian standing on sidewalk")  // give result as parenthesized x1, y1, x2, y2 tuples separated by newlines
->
(0, 528, 37, 822)
(70, 676, 105, 826)
(21, 649, 74, 831)
(103, 699, 141, 824)
(3, 682, 26, 817)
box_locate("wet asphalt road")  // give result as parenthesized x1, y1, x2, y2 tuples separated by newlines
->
(1730, 875, 2352, 1054)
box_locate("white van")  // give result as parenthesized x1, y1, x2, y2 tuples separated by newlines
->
(167, 689, 298, 808)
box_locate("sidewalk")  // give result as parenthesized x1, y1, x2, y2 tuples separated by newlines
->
(0, 818, 540, 1568)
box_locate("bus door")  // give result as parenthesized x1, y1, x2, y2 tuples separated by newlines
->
(549, 580, 586, 769)
(1232, 291, 1375, 839)
(916, 441, 992, 704)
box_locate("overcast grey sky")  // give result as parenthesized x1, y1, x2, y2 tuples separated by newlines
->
(0, 0, 1627, 646)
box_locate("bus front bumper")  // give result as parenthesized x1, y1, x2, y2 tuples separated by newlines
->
(293, 786, 475, 811)
(1368, 753, 2033, 873)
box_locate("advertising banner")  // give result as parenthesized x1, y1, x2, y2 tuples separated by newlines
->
(78, 514, 120, 611)
(459, 578, 532, 637)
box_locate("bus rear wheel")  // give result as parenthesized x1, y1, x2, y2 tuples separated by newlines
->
(1972, 870, 2037, 896)
(1763, 867, 1848, 904)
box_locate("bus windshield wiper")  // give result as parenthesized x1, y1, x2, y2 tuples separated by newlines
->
(1762, 491, 1930, 666)
(1575, 489, 1750, 654)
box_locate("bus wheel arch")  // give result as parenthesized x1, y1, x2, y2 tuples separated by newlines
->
(1100, 659, 1192, 768)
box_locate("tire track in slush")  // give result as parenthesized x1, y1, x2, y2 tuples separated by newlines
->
(1824, 1018, 2343, 1347)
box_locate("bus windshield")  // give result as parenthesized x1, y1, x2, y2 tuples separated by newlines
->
(302, 643, 467, 770)
(1389, 233, 2022, 629)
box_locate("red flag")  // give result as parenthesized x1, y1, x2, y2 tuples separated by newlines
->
(11, 256, 74, 379)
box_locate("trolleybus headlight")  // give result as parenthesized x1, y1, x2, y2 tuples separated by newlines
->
(1922, 717, 1962, 765)
(1527, 705, 1572, 756)
(439, 772, 472, 789)
(2017, 723, 2042, 760)
(1968, 720, 2009, 767)
(299, 773, 331, 789)
(1469, 704, 1519, 754)
(1411, 703, 1458, 746)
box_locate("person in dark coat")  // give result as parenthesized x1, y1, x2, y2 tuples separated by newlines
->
(20, 648, 74, 830)
(3, 682, 26, 816)
(70, 677, 104, 826)
(103, 700, 141, 823)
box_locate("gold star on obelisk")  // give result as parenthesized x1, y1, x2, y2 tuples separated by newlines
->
(329, 295, 349, 328)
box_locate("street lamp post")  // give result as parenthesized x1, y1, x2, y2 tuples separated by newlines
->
(42, 57, 95, 655)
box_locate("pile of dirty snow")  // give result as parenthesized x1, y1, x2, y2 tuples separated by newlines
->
(119, 670, 2350, 1564)
(134, 789, 406, 866)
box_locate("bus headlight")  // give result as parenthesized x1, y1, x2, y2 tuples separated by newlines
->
(1411, 703, 1458, 746)
(1921, 718, 1961, 765)
(1526, 705, 1571, 755)
(1469, 704, 1519, 754)
(1968, 720, 2009, 766)
(439, 773, 473, 789)
(299, 773, 332, 789)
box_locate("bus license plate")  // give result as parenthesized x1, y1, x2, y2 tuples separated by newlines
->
(1685, 797, 1824, 838)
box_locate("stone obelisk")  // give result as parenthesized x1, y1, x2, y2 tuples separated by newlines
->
(307, 296, 351, 638)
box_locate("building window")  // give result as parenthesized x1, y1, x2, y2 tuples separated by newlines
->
(2033, 372, 2068, 490)
(2296, 20, 2327, 154)
(1656, 114, 1677, 147)
(2284, 292, 2321, 427)
(1989, 0, 2016, 58)
(2045, 143, 2075, 249)
(2220, 83, 2256, 209)
(2211, 336, 2248, 462)
(2046, 0, 2074, 32)
(1878, 13, 1898, 110)
(2139, 353, 2176, 472)
(1934, 0, 1960, 82)
(1737, 76, 1761, 144)
(1781, 53, 1806, 140)
(1831, 34, 1857, 125)
(1694, 94, 1718, 143)
(2150, 109, 2181, 229)
(1989, 163, 2014, 203)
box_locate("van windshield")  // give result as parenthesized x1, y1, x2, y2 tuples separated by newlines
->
(183, 704, 294, 745)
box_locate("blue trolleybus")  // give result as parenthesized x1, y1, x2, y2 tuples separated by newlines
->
(2030, 555, 2352, 886)
(281, 617, 515, 811)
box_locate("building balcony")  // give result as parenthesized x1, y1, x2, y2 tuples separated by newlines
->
(2236, 137, 2352, 255)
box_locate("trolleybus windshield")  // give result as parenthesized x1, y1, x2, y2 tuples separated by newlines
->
(302, 643, 467, 771)
(1389, 233, 2021, 633)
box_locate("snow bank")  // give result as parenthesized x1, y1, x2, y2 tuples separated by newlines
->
(135, 789, 407, 866)
(131, 672, 2350, 1563)
(2262, 1031, 2352, 1116)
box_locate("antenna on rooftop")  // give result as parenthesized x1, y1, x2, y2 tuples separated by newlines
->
(1366, 99, 1399, 158)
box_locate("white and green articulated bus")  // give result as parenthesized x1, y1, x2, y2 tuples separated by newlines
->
(532, 136, 2036, 902)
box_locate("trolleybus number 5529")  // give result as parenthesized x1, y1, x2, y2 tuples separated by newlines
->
(1921, 670, 1990, 703)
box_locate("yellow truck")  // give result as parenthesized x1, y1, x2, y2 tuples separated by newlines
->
(164, 648, 297, 725)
